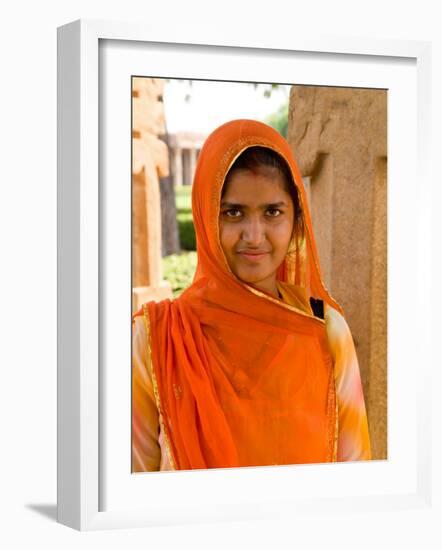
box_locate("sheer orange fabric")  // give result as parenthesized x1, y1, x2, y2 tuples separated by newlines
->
(134, 119, 344, 470)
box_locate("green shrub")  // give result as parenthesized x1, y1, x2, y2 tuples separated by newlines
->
(175, 186, 196, 251)
(162, 251, 198, 298)
(167, 186, 197, 291)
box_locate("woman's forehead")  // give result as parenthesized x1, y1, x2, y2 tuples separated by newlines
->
(221, 169, 291, 200)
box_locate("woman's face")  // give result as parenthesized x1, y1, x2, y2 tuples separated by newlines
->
(219, 168, 295, 296)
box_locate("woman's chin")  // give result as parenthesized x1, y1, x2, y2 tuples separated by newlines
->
(235, 269, 274, 288)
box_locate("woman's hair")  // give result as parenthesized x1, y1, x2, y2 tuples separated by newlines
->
(222, 146, 303, 234)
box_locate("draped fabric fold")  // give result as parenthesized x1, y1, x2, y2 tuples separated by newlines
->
(134, 119, 342, 470)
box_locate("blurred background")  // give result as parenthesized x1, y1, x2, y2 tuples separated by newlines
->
(132, 78, 290, 303)
(131, 76, 387, 461)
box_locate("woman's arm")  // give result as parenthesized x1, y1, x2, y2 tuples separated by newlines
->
(325, 306, 372, 461)
(132, 314, 162, 472)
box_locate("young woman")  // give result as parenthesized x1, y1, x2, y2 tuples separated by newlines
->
(132, 119, 371, 472)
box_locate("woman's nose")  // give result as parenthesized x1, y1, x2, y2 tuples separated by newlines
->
(241, 218, 265, 245)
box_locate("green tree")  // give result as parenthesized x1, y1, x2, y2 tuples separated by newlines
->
(264, 102, 289, 138)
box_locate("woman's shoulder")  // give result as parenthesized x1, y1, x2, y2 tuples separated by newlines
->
(324, 304, 355, 362)
(132, 297, 174, 325)
(132, 307, 149, 345)
(324, 304, 349, 333)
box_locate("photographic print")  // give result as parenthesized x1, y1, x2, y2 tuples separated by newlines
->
(131, 77, 387, 473)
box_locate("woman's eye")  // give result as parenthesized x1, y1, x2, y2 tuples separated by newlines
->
(266, 208, 282, 217)
(224, 209, 242, 218)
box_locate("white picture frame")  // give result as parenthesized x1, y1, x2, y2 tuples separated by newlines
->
(57, 19, 432, 531)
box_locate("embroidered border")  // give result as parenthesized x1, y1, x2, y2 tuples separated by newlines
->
(141, 303, 177, 471)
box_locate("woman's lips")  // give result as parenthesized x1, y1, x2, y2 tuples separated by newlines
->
(237, 250, 269, 262)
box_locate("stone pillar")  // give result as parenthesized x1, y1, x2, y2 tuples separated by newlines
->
(132, 77, 173, 311)
(189, 147, 197, 185)
(183, 149, 191, 185)
(172, 146, 183, 187)
(368, 156, 387, 459)
(288, 86, 387, 460)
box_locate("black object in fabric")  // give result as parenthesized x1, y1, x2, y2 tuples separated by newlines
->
(309, 298, 324, 320)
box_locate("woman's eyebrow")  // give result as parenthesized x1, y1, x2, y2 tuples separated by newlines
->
(220, 201, 288, 209)
(220, 201, 244, 209)
(263, 201, 287, 208)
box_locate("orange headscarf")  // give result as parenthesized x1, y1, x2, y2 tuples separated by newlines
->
(136, 120, 342, 470)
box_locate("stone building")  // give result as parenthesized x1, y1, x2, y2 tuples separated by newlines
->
(132, 77, 173, 311)
(168, 131, 207, 187)
(288, 86, 387, 460)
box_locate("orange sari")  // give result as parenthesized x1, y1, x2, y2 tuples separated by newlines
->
(135, 120, 354, 470)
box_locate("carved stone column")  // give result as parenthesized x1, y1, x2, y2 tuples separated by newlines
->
(132, 77, 173, 310)
(288, 86, 387, 460)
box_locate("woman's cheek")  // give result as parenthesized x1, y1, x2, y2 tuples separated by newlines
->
(271, 220, 292, 242)
(221, 223, 241, 247)
(219, 224, 238, 255)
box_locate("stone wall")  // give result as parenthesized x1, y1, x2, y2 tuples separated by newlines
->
(132, 77, 173, 311)
(288, 86, 387, 460)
